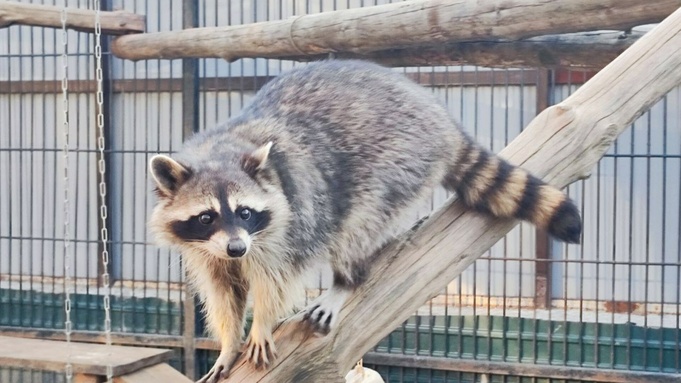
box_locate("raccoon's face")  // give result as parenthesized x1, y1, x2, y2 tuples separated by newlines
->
(148, 142, 287, 260)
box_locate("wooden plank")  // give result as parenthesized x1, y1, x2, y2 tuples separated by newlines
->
(0, 1, 145, 35)
(0, 336, 173, 376)
(0, 326, 221, 351)
(362, 353, 681, 383)
(110, 0, 679, 61)
(114, 363, 192, 383)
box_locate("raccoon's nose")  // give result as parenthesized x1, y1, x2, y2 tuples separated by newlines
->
(227, 239, 247, 258)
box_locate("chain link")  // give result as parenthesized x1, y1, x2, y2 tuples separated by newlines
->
(60, 3, 73, 383)
(93, 0, 114, 381)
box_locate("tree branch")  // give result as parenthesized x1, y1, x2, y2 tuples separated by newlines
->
(0, 1, 145, 35)
(220, 5, 681, 383)
(111, 0, 679, 63)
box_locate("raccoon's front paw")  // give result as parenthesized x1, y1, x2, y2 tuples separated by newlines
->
(197, 351, 237, 383)
(302, 288, 350, 335)
(244, 330, 277, 368)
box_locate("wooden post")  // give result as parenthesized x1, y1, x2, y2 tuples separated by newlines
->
(110, 0, 680, 62)
(217, 6, 681, 382)
(0, 1, 145, 35)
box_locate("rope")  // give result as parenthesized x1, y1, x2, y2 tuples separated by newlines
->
(288, 15, 307, 55)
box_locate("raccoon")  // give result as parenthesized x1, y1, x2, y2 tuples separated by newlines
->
(148, 60, 581, 382)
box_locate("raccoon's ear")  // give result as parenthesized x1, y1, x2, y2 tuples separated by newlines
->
(241, 141, 273, 176)
(149, 154, 192, 198)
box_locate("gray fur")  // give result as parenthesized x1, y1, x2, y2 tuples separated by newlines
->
(148, 60, 581, 380)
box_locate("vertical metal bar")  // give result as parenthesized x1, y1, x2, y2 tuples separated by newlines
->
(534, 69, 552, 311)
(149, 0, 161, 337)
(27, 12, 35, 329)
(659, 96, 668, 372)
(594, 138, 602, 369)
(17, 14, 25, 329)
(562, 70, 572, 368)
(610, 91, 620, 371)
(443, 66, 451, 361)
(457, 64, 464, 362)
(626, 116, 636, 371)
(677, 116, 681, 374)
(472, 65, 479, 362)
(579, 71, 589, 371)
(486, 67, 494, 364)
(182, 0, 199, 378)
(643, 109, 652, 370)
(517, 67, 525, 365)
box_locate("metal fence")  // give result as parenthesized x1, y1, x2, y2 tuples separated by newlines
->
(1, 1, 680, 382)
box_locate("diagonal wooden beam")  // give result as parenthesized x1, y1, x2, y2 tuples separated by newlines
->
(0, 1, 145, 35)
(111, 0, 679, 63)
(220, 5, 681, 382)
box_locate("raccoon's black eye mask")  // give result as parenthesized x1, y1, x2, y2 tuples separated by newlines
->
(170, 207, 272, 242)
(235, 206, 272, 235)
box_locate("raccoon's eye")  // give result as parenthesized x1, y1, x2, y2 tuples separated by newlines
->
(239, 208, 252, 221)
(198, 213, 215, 225)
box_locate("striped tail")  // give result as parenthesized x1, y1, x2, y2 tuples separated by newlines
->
(443, 139, 582, 244)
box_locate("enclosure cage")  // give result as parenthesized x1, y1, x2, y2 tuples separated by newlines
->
(1, 0, 681, 382)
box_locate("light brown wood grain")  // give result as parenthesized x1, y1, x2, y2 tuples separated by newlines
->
(0, 1, 144, 35)
(218, 5, 681, 382)
(111, 0, 680, 62)
(114, 363, 192, 383)
(281, 30, 644, 69)
(0, 335, 172, 376)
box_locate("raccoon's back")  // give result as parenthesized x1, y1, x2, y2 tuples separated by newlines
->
(233, 60, 462, 256)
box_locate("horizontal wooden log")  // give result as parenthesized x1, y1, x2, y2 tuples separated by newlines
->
(0, 1, 145, 35)
(285, 30, 644, 69)
(220, 5, 681, 383)
(111, 0, 679, 63)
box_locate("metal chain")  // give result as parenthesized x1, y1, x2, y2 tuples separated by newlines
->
(60, 3, 73, 383)
(93, 1, 114, 381)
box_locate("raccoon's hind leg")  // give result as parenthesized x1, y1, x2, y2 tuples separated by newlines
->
(303, 258, 368, 334)
(443, 138, 582, 243)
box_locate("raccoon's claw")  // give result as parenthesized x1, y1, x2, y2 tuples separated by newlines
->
(302, 288, 350, 335)
(197, 352, 236, 383)
(244, 334, 277, 368)
(302, 304, 334, 335)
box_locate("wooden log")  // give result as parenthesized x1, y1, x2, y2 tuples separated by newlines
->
(282, 30, 645, 69)
(220, 5, 681, 383)
(111, 0, 679, 62)
(0, 1, 145, 35)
